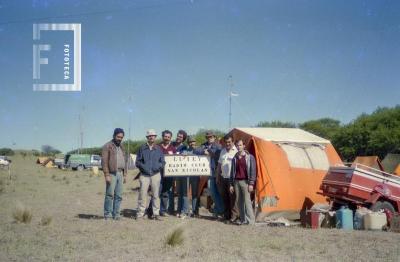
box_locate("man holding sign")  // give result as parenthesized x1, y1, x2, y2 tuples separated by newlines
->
(159, 130, 176, 216)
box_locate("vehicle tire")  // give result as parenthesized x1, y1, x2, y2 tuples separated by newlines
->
(77, 165, 84, 171)
(370, 201, 395, 213)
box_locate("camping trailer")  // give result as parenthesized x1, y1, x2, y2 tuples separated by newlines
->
(226, 127, 342, 219)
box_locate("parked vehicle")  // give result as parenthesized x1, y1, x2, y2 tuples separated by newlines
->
(320, 163, 400, 216)
(54, 158, 65, 168)
(0, 156, 11, 167)
(62, 154, 101, 171)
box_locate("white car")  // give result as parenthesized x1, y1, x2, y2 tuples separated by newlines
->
(0, 156, 10, 167)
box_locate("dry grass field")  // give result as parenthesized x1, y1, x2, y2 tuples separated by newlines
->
(1, 155, 400, 261)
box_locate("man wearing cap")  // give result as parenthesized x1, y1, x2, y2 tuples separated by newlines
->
(101, 128, 128, 220)
(135, 129, 165, 220)
(199, 131, 224, 217)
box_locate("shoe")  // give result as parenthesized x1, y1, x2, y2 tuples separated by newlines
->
(235, 220, 243, 226)
(190, 213, 200, 218)
(136, 213, 145, 219)
(152, 215, 163, 221)
(160, 212, 169, 217)
(180, 214, 188, 219)
(113, 217, 121, 221)
(104, 216, 112, 221)
(214, 214, 224, 220)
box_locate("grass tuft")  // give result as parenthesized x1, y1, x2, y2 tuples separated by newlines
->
(165, 227, 185, 247)
(0, 179, 5, 194)
(13, 203, 33, 224)
(40, 215, 52, 226)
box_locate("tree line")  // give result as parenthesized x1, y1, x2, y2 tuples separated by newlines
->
(2, 106, 398, 162)
(68, 106, 399, 162)
(256, 105, 400, 161)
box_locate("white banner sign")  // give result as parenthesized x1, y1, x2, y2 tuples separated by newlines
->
(164, 155, 211, 177)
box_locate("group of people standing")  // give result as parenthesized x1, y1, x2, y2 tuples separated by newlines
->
(101, 128, 256, 225)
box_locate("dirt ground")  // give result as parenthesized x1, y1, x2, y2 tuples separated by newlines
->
(1, 155, 400, 261)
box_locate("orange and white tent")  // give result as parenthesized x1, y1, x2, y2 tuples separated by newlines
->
(227, 127, 342, 218)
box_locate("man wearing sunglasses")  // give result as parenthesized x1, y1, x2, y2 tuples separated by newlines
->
(101, 128, 128, 220)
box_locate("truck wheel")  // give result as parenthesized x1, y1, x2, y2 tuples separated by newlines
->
(77, 165, 84, 171)
(370, 201, 395, 213)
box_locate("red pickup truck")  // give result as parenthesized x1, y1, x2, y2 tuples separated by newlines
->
(320, 163, 400, 215)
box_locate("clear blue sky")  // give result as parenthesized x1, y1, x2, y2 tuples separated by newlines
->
(1, 0, 399, 152)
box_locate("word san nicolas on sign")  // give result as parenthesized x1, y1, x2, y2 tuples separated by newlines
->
(164, 155, 211, 177)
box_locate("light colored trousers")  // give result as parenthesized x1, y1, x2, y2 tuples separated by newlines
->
(138, 173, 161, 216)
(234, 180, 255, 225)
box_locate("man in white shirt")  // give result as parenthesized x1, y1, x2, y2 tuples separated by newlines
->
(216, 134, 238, 221)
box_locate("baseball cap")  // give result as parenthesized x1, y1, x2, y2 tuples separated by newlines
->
(205, 131, 215, 137)
(146, 129, 157, 137)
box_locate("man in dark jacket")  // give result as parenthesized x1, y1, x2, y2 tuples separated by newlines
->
(135, 129, 165, 220)
(229, 139, 256, 225)
(199, 131, 223, 217)
(102, 128, 128, 220)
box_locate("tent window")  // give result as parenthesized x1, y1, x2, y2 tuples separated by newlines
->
(280, 144, 329, 171)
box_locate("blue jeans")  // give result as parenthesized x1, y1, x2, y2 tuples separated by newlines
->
(209, 175, 224, 214)
(189, 176, 200, 215)
(177, 177, 189, 215)
(104, 171, 123, 219)
(160, 177, 175, 214)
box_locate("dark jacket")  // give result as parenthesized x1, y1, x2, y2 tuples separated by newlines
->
(135, 143, 165, 176)
(182, 146, 203, 156)
(101, 140, 128, 176)
(172, 142, 188, 154)
(230, 151, 256, 186)
(199, 142, 222, 171)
